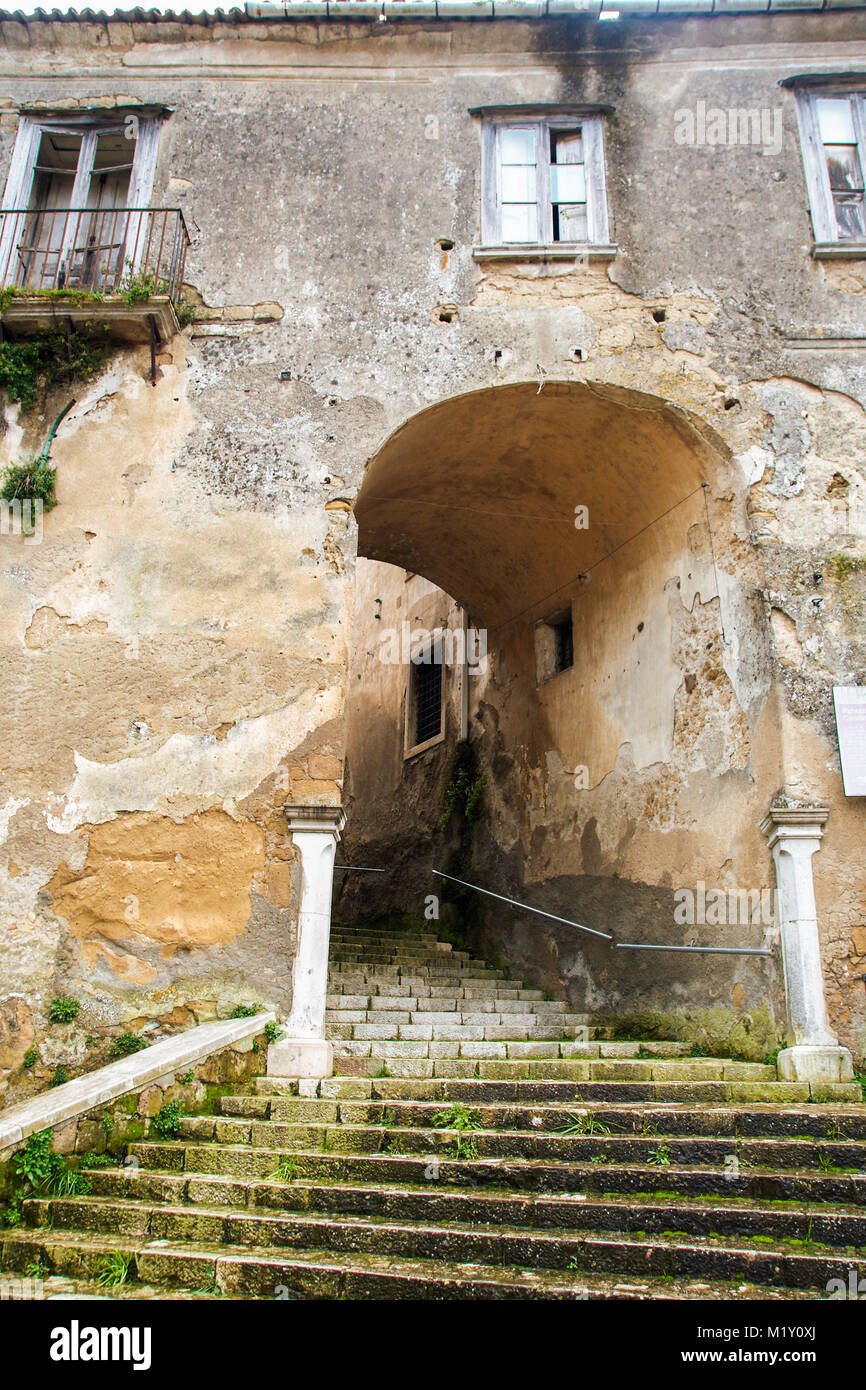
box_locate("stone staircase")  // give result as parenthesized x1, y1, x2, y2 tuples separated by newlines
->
(2, 922, 865, 1300)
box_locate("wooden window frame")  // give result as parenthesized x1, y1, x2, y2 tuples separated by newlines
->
(476, 108, 615, 261)
(0, 111, 163, 287)
(794, 88, 866, 259)
(404, 636, 446, 760)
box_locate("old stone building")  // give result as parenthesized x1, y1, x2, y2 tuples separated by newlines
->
(1, 0, 865, 1114)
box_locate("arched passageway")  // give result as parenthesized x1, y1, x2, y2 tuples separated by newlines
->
(343, 379, 782, 1038)
(354, 379, 726, 629)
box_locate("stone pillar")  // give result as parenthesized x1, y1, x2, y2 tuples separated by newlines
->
(760, 806, 854, 1084)
(267, 804, 345, 1079)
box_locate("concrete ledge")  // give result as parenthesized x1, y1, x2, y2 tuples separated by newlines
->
(267, 1037, 334, 1079)
(0, 296, 181, 345)
(0, 1012, 275, 1158)
(777, 1044, 855, 1085)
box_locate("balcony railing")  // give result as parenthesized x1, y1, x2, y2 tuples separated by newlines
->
(0, 207, 190, 304)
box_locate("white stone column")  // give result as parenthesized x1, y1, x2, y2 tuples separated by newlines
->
(268, 804, 345, 1079)
(760, 807, 854, 1085)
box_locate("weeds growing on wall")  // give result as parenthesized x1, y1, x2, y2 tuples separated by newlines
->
(0, 326, 112, 414)
(0, 459, 58, 510)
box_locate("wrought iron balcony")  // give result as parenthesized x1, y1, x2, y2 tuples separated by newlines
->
(0, 206, 190, 343)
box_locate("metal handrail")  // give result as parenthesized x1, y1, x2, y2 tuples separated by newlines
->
(432, 869, 775, 956)
(432, 869, 614, 941)
(0, 207, 190, 304)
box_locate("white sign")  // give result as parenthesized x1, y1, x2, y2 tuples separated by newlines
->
(833, 687, 866, 796)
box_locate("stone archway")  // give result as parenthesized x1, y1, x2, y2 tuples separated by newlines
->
(336, 379, 849, 1085)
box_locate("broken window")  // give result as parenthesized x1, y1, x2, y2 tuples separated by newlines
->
(535, 608, 574, 684)
(480, 112, 611, 250)
(794, 89, 866, 251)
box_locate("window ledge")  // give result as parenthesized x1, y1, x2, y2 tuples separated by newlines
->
(473, 244, 618, 264)
(812, 241, 866, 261)
(404, 729, 446, 761)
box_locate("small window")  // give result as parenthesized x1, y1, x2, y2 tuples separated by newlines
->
(535, 608, 574, 684)
(479, 111, 612, 253)
(794, 89, 866, 254)
(406, 640, 444, 754)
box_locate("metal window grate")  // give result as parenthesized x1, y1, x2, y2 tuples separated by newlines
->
(414, 656, 443, 746)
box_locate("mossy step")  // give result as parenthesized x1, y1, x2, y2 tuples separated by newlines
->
(112, 1143, 866, 1204)
(127, 1138, 866, 1200)
(80, 1167, 866, 1248)
(173, 1115, 866, 1170)
(21, 1196, 865, 1291)
(0, 1225, 813, 1301)
(241, 1096, 866, 1141)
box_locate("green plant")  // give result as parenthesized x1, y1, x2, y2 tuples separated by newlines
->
(273, 1157, 299, 1183)
(48, 996, 80, 1024)
(229, 1004, 258, 1019)
(439, 768, 486, 831)
(557, 1111, 611, 1136)
(13, 1131, 62, 1191)
(49, 1065, 70, 1088)
(0, 460, 57, 512)
(21, 1047, 38, 1069)
(179, 1069, 195, 1084)
(0, 326, 112, 414)
(24, 1256, 47, 1279)
(2, 1197, 23, 1228)
(110, 1031, 149, 1058)
(264, 1021, 284, 1044)
(77, 1152, 117, 1171)
(649, 1144, 672, 1167)
(175, 298, 197, 329)
(431, 1102, 480, 1134)
(46, 1167, 92, 1198)
(118, 266, 168, 306)
(151, 1101, 184, 1140)
(454, 1135, 479, 1160)
(95, 1251, 133, 1289)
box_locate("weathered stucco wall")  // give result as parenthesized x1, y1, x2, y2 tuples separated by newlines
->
(1, 11, 865, 1096)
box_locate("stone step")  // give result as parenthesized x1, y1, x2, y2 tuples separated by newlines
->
(302, 1074, 861, 1104)
(330, 951, 475, 965)
(329, 1020, 590, 1042)
(22, 1193, 866, 1293)
(0, 1225, 808, 1301)
(328, 982, 551, 1002)
(330, 932, 443, 946)
(223, 1095, 866, 1140)
(122, 1141, 866, 1205)
(80, 1166, 866, 1250)
(330, 1045, 778, 1075)
(325, 995, 571, 1015)
(170, 1115, 866, 1173)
